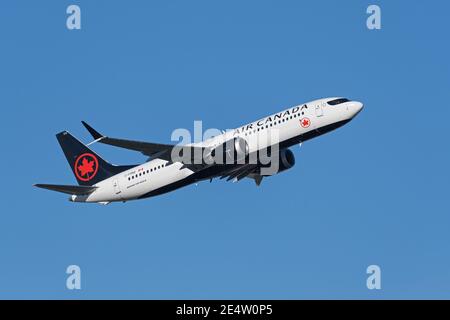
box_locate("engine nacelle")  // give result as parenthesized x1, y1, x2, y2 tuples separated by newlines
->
(258, 148, 295, 176)
(279, 148, 296, 172)
(206, 137, 249, 164)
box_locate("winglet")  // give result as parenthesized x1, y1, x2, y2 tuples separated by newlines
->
(81, 121, 104, 140)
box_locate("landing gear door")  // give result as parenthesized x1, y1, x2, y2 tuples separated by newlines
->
(113, 179, 122, 196)
(315, 103, 324, 117)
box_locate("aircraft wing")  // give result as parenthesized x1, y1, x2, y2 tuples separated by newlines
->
(82, 121, 206, 161)
(81, 122, 263, 186)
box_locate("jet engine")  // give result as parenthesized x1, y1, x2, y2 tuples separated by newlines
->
(258, 148, 295, 176)
(278, 148, 296, 172)
(207, 137, 249, 164)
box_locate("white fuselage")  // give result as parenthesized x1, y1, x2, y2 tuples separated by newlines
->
(72, 97, 363, 203)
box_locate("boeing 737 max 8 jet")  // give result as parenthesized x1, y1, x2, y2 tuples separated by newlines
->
(35, 97, 363, 204)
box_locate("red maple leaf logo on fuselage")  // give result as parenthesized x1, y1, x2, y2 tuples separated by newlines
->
(300, 117, 311, 128)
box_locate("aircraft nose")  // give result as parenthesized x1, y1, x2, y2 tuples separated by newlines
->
(347, 101, 364, 118)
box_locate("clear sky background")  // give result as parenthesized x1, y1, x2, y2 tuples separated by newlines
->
(0, 0, 449, 299)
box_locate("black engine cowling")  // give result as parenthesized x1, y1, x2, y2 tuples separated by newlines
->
(258, 148, 295, 176)
(207, 137, 249, 164)
(279, 148, 296, 172)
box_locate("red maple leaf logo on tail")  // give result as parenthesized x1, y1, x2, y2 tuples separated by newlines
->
(77, 157, 95, 177)
(74, 153, 98, 181)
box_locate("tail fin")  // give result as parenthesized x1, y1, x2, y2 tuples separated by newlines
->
(56, 131, 133, 186)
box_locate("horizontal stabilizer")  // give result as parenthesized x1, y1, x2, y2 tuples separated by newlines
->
(34, 184, 97, 195)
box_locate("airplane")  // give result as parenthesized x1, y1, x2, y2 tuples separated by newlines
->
(34, 97, 363, 204)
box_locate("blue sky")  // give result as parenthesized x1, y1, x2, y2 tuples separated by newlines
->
(0, 0, 449, 299)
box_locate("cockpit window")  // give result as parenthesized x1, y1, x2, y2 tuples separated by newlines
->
(327, 98, 350, 106)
